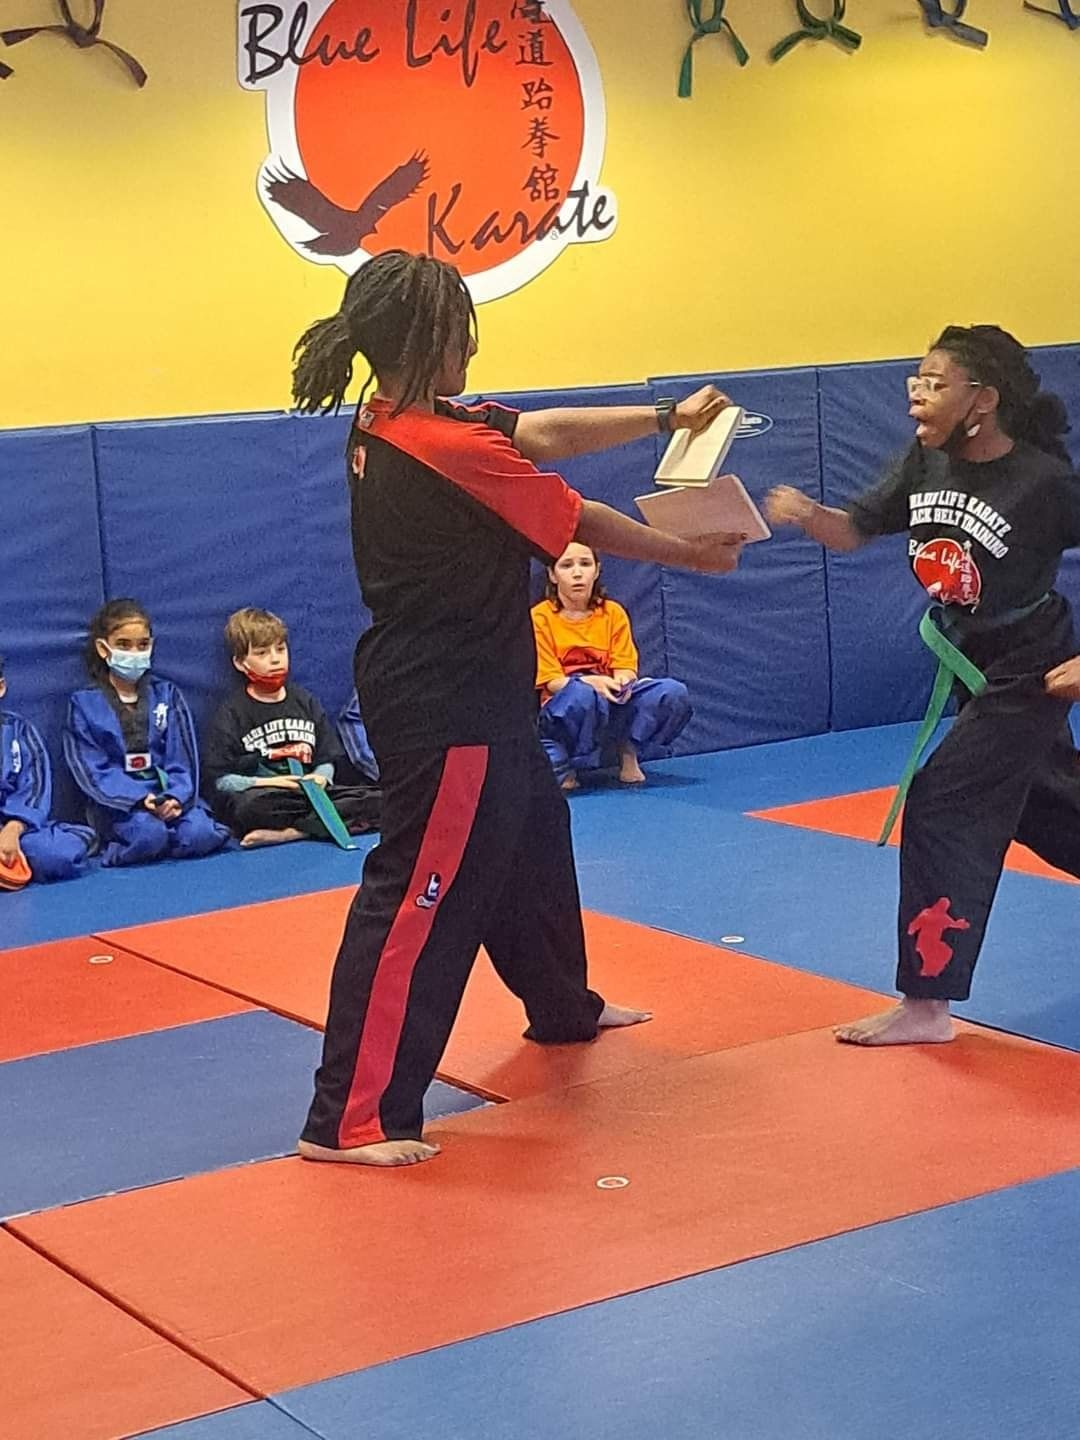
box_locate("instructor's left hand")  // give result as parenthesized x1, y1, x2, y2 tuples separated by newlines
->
(1045, 656, 1080, 701)
(675, 385, 732, 437)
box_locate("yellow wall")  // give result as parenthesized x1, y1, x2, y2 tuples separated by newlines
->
(4, 0, 1080, 428)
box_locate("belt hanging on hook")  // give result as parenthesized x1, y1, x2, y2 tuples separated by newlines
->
(916, 0, 990, 47)
(770, 1, 862, 62)
(679, 2, 749, 98)
(1023, 0, 1080, 29)
(1, 0, 147, 86)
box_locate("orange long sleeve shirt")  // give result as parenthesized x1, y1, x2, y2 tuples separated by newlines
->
(531, 598, 639, 692)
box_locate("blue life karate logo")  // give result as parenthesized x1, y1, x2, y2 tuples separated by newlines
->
(238, 0, 617, 301)
(737, 412, 774, 439)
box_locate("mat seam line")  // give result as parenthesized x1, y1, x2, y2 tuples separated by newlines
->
(89, 933, 510, 1104)
(1, 1221, 267, 1405)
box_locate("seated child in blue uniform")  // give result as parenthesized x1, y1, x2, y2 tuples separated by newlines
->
(337, 688, 379, 783)
(0, 652, 92, 887)
(531, 543, 692, 790)
(203, 608, 380, 848)
(63, 600, 230, 868)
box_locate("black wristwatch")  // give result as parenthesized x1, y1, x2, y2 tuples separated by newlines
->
(655, 397, 677, 435)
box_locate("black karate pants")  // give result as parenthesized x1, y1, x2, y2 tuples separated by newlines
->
(301, 734, 604, 1148)
(226, 782, 380, 839)
(898, 606, 1080, 1000)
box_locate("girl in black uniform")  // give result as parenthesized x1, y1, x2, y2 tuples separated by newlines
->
(292, 250, 744, 1164)
(768, 325, 1080, 1045)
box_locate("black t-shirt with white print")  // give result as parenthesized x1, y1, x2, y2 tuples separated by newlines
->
(849, 440, 1080, 615)
(202, 683, 343, 794)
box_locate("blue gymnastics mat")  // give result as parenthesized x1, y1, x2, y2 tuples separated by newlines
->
(0, 1011, 484, 1220)
(136, 1405, 319, 1439)
(275, 1168, 1080, 1440)
(0, 837, 376, 950)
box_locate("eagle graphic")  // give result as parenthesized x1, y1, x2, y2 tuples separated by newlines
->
(265, 153, 430, 256)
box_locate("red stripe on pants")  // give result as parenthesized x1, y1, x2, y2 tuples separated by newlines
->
(337, 745, 490, 1147)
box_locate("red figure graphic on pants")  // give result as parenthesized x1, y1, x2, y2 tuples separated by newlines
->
(907, 897, 971, 977)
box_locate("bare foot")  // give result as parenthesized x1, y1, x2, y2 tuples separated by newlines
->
(835, 998, 954, 1046)
(618, 743, 646, 785)
(297, 1138, 440, 1167)
(240, 827, 307, 849)
(598, 1001, 653, 1028)
(561, 772, 579, 792)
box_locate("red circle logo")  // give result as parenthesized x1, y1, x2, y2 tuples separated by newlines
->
(913, 537, 982, 607)
(239, 1, 617, 300)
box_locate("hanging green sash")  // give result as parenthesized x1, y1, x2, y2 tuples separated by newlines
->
(280, 759, 364, 851)
(770, 1, 862, 61)
(876, 609, 986, 846)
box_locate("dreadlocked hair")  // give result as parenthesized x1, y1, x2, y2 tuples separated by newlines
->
(84, 599, 152, 683)
(932, 324, 1072, 464)
(291, 250, 476, 416)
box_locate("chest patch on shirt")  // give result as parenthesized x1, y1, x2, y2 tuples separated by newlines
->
(9, 739, 22, 775)
(913, 538, 983, 608)
(125, 752, 153, 773)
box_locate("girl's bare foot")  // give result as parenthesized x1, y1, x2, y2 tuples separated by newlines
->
(561, 772, 579, 792)
(835, 997, 954, 1046)
(298, 1138, 440, 1167)
(598, 1002, 653, 1028)
(617, 746, 646, 785)
(240, 827, 307, 848)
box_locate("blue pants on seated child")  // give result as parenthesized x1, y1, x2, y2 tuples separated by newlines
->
(538, 676, 691, 784)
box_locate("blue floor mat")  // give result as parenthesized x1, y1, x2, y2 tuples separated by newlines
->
(277, 1168, 1080, 1440)
(0, 837, 376, 950)
(0, 1011, 484, 1220)
(136, 1404, 320, 1439)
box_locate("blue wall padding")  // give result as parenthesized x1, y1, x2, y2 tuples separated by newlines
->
(1024, 347, 1080, 622)
(92, 413, 365, 748)
(818, 359, 936, 730)
(0, 425, 104, 821)
(6, 343, 1080, 786)
(485, 384, 669, 679)
(648, 368, 830, 751)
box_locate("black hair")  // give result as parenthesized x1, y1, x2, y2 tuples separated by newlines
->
(85, 598, 152, 682)
(291, 250, 476, 417)
(931, 324, 1071, 464)
(545, 545, 608, 611)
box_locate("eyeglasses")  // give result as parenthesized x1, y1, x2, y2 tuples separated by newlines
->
(906, 376, 982, 400)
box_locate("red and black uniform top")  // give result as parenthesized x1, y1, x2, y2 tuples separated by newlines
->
(347, 397, 582, 758)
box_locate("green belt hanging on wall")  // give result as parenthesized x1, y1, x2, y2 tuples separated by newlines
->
(770, 1, 862, 61)
(877, 608, 987, 847)
(1024, 0, 1080, 28)
(0, 0, 147, 86)
(916, 1, 990, 46)
(679, 1, 749, 97)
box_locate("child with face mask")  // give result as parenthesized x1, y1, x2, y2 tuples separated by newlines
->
(1, 652, 93, 887)
(63, 600, 230, 867)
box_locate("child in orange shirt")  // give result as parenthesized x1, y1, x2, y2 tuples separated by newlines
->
(532, 543, 692, 790)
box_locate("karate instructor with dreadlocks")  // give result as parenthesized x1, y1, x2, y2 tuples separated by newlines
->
(293, 250, 745, 1167)
(768, 324, 1080, 1047)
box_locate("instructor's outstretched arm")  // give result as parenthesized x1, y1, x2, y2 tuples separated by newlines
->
(515, 385, 730, 462)
(576, 498, 742, 574)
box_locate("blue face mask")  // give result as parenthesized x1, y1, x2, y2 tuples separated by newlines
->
(105, 644, 153, 683)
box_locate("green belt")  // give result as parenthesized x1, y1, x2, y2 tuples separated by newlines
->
(277, 760, 364, 851)
(877, 608, 986, 846)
